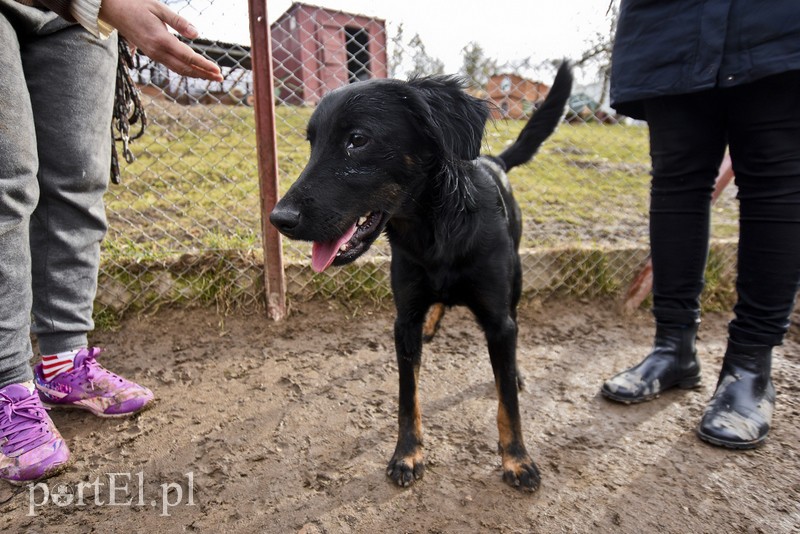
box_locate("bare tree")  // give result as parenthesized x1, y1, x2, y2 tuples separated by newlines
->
(575, 2, 619, 107)
(460, 41, 496, 89)
(387, 28, 444, 79)
(407, 33, 444, 78)
(388, 23, 405, 79)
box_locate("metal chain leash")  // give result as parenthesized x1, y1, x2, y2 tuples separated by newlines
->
(111, 36, 147, 185)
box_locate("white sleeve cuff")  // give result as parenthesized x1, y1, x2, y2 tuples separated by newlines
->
(70, 0, 115, 39)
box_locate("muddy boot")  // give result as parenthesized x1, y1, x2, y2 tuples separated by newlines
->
(697, 340, 775, 449)
(601, 321, 701, 403)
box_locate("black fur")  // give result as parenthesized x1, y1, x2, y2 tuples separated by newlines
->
(271, 62, 573, 491)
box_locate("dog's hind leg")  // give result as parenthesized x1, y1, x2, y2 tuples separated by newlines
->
(476, 309, 540, 491)
(387, 303, 428, 487)
(422, 303, 446, 343)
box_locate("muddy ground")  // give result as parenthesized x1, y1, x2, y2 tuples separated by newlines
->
(2, 298, 798, 533)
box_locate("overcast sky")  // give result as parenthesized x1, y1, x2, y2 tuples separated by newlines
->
(181, 0, 615, 83)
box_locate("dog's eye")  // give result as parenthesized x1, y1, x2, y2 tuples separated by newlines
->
(346, 133, 368, 150)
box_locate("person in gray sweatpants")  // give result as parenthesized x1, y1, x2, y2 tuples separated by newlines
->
(0, 0, 221, 484)
(0, 2, 117, 387)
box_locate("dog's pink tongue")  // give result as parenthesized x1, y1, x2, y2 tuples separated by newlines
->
(311, 224, 357, 273)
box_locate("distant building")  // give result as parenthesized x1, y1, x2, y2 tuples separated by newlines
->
(486, 73, 550, 119)
(271, 2, 388, 106)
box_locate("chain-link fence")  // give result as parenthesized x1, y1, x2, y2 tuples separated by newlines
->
(96, 0, 740, 321)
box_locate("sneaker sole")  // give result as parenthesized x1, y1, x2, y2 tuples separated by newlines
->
(3, 457, 72, 487)
(40, 398, 155, 419)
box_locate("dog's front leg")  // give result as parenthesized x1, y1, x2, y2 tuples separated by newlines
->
(484, 314, 541, 491)
(387, 314, 425, 487)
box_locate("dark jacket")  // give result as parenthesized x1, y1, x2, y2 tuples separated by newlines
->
(610, 0, 800, 119)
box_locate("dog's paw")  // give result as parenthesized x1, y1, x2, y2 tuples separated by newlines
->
(501, 455, 541, 492)
(386, 452, 425, 487)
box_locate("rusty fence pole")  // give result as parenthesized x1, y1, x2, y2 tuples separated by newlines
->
(248, 0, 286, 320)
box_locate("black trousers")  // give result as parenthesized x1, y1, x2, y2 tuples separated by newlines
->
(643, 71, 800, 347)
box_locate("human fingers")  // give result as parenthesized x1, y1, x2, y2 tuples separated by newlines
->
(147, 2, 222, 80)
(165, 54, 225, 81)
(101, 0, 223, 81)
(159, 40, 224, 82)
(153, 0, 200, 40)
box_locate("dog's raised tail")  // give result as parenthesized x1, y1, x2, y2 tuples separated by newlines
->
(497, 61, 573, 171)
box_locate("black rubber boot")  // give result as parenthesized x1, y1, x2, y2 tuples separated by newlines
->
(697, 340, 775, 449)
(601, 321, 701, 403)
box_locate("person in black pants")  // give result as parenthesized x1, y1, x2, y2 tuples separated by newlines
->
(601, 0, 800, 449)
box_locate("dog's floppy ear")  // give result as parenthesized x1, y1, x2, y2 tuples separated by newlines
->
(406, 75, 489, 162)
(404, 76, 489, 250)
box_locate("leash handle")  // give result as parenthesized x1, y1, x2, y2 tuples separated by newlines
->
(111, 36, 148, 185)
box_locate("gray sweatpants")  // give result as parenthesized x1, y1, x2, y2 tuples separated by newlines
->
(0, 0, 117, 388)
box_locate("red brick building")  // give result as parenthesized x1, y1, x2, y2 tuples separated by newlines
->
(271, 3, 388, 106)
(486, 73, 550, 119)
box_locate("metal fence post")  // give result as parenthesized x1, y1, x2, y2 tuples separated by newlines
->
(248, 0, 286, 320)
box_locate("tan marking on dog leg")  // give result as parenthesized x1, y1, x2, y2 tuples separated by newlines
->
(422, 303, 445, 342)
(412, 366, 423, 440)
(496, 387, 540, 491)
(398, 448, 424, 467)
(496, 394, 515, 452)
(388, 366, 425, 487)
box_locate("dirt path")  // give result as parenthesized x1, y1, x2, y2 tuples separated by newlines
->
(2, 299, 798, 533)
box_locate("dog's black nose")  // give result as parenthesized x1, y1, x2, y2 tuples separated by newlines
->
(269, 205, 301, 234)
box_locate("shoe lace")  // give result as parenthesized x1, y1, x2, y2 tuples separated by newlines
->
(0, 392, 52, 455)
(81, 348, 124, 390)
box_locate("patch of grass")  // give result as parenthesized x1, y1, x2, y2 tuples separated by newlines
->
(96, 250, 266, 320)
(553, 248, 623, 298)
(701, 242, 738, 312)
(92, 306, 122, 331)
(289, 260, 393, 304)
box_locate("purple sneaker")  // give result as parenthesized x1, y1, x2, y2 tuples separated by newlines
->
(34, 348, 154, 418)
(1, 383, 70, 485)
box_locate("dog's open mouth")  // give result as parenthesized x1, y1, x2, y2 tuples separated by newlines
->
(311, 211, 388, 273)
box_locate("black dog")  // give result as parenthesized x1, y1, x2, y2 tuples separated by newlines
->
(271, 62, 573, 491)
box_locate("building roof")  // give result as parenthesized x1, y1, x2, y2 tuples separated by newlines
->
(272, 2, 386, 28)
(173, 3, 389, 76)
(180, 36, 252, 70)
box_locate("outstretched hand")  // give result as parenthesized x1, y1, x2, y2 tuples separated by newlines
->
(100, 0, 223, 81)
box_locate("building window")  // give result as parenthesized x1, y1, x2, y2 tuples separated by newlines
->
(345, 26, 371, 83)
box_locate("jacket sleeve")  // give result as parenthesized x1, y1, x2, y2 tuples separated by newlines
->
(35, 0, 114, 38)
